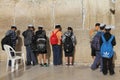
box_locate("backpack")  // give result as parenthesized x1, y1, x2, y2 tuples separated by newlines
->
(36, 31, 47, 52)
(1, 35, 12, 50)
(64, 34, 74, 53)
(91, 32, 103, 51)
(50, 30, 59, 45)
(100, 35, 114, 58)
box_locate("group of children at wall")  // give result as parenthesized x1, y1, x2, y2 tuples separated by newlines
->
(21, 24, 76, 67)
(2, 23, 116, 76)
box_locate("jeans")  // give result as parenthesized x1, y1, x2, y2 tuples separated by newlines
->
(26, 45, 37, 64)
(91, 51, 103, 71)
(52, 45, 62, 65)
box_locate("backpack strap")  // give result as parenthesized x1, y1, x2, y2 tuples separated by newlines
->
(108, 35, 114, 43)
(52, 30, 59, 35)
(102, 35, 114, 43)
(101, 35, 106, 43)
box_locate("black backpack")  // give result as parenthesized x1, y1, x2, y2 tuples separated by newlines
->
(1, 35, 12, 50)
(64, 34, 74, 53)
(36, 31, 47, 52)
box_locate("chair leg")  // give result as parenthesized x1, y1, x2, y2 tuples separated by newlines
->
(11, 59, 15, 72)
(23, 58, 26, 71)
(6, 59, 9, 72)
(15, 60, 18, 70)
(20, 59, 22, 65)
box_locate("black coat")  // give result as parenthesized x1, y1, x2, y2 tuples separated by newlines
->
(100, 32, 116, 47)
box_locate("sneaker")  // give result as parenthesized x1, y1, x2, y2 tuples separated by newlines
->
(65, 63, 69, 66)
(44, 63, 48, 67)
(40, 63, 44, 67)
(69, 63, 74, 67)
(69, 63, 73, 65)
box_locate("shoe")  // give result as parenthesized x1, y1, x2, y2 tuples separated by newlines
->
(40, 63, 44, 67)
(69, 63, 73, 66)
(110, 72, 115, 75)
(103, 72, 107, 75)
(65, 63, 69, 66)
(44, 63, 48, 67)
(26, 62, 31, 66)
(69, 63, 74, 67)
(32, 62, 36, 66)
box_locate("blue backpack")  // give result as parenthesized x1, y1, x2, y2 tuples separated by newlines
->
(100, 35, 114, 58)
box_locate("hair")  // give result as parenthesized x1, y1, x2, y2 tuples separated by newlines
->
(28, 26, 33, 28)
(68, 27, 73, 31)
(95, 23, 100, 27)
(28, 26, 35, 31)
(32, 27, 35, 31)
(105, 28, 111, 32)
(55, 24, 61, 29)
(38, 27, 43, 30)
(11, 26, 17, 30)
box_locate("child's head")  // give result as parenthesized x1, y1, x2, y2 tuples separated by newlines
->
(105, 25, 111, 32)
(99, 23, 106, 30)
(67, 27, 73, 32)
(95, 23, 100, 30)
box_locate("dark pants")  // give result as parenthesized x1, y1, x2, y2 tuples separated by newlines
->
(102, 57, 114, 75)
(52, 45, 62, 65)
(26, 45, 37, 64)
(91, 47, 96, 56)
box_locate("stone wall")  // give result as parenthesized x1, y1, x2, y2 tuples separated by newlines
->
(0, 0, 119, 65)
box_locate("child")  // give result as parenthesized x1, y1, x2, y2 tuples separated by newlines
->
(62, 27, 76, 66)
(100, 25, 116, 75)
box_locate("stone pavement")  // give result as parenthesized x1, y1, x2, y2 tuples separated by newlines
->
(0, 61, 120, 80)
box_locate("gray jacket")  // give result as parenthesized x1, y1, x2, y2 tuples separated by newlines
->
(62, 31, 76, 46)
(22, 29, 33, 46)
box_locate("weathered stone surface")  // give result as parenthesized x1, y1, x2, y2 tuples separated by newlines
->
(0, 0, 119, 65)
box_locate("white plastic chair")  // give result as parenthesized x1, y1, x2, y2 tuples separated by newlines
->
(3, 45, 25, 72)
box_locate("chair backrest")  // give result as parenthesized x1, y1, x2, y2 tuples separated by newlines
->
(3, 45, 16, 59)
